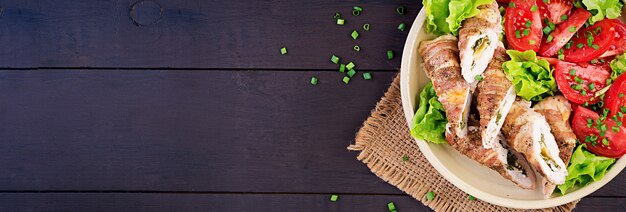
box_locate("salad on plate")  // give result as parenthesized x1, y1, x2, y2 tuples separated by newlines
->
(412, 0, 625, 197)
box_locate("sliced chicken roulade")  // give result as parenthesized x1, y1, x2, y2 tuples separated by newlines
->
(533, 96, 577, 198)
(475, 44, 516, 149)
(458, 1, 502, 86)
(419, 35, 471, 139)
(450, 126, 536, 189)
(502, 99, 568, 185)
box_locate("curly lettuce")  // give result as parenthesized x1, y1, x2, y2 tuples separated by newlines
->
(610, 52, 626, 81)
(502, 50, 557, 101)
(410, 82, 447, 144)
(423, 0, 494, 35)
(556, 145, 616, 195)
(582, 0, 623, 24)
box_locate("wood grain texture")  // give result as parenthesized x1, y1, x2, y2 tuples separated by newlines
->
(0, 0, 420, 70)
(0, 193, 621, 212)
(0, 70, 399, 193)
(0, 193, 430, 212)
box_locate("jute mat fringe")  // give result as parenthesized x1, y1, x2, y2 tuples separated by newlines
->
(348, 74, 579, 212)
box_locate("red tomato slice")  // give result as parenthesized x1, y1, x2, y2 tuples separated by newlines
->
(536, 0, 550, 22)
(603, 72, 626, 123)
(555, 61, 611, 104)
(538, 8, 591, 57)
(600, 20, 626, 58)
(545, 0, 573, 25)
(505, 0, 543, 52)
(564, 19, 617, 62)
(571, 106, 626, 158)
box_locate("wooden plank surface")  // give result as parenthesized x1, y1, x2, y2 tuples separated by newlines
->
(0, 69, 624, 198)
(0, 193, 621, 212)
(0, 70, 399, 193)
(0, 0, 419, 70)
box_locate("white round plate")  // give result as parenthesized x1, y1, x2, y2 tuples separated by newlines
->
(400, 4, 626, 209)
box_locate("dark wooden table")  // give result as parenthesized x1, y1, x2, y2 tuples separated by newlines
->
(0, 0, 623, 211)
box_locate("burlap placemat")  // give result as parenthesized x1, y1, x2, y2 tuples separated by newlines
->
(348, 74, 579, 212)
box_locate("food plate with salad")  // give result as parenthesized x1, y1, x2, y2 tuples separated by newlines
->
(400, 0, 626, 208)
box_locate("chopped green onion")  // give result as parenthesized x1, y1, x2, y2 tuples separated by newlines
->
(331, 55, 340, 64)
(543, 0, 548, 2)
(529, 40, 536, 45)
(347, 69, 356, 78)
(614, 126, 621, 133)
(522, 29, 530, 36)
(531, 5, 538, 12)
(620, 93, 624, 98)
(525, 20, 532, 28)
(572, 84, 583, 90)
(548, 22, 556, 30)
(468, 195, 476, 201)
(346, 62, 355, 70)
(570, 69, 577, 75)
(558, 54, 565, 60)
(561, 14, 568, 21)
(621, 106, 626, 113)
(342, 76, 350, 84)
(591, 59, 598, 64)
(363, 23, 370, 31)
(543, 26, 553, 35)
(581, 90, 587, 96)
(546, 34, 554, 42)
(402, 154, 409, 161)
(353, 45, 360, 52)
(426, 191, 436, 200)
(509, 2, 515, 8)
(569, 26, 577, 33)
(339, 64, 346, 73)
(397, 6, 406, 15)
(310, 76, 318, 85)
(592, 44, 599, 50)
(589, 83, 596, 90)
(333, 12, 341, 20)
(515, 30, 521, 38)
(337, 18, 345, 25)
(565, 41, 572, 49)
(280, 47, 287, 55)
(363, 72, 372, 80)
(352, 10, 360, 16)
(474, 75, 483, 81)
(387, 202, 396, 211)
(398, 23, 406, 31)
(387, 50, 394, 60)
(353, 6, 363, 12)
(603, 138, 610, 145)
(574, 76, 583, 83)
(351, 30, 359, 39)
(577, 43, 584, 49)
(330, 194, 339, 202)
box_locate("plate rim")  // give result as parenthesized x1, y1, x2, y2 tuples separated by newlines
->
(399, 7, 626, 209)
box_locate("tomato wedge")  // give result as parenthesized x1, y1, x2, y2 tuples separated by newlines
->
(555, 61, 611, 104)
(538, 8, 591, 57)
(564, 19, 617, 62)
(505, 0, 543, 52)
(545, 0, 573, 25)
(571, 106, 626, 158)
(600, 20, 626, 58)
(603, 72, 626, 123)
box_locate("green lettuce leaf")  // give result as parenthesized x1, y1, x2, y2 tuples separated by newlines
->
(556, 145, 616, 195)
(446, 0, 493, 35)
(423, 0, 494, 35)
(582, 0, 623, 24)
(610, 52, 626, 81)
(502, 50, 557, 101)
(410, 82, 447, 144)
(423, 0, 451, 35)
